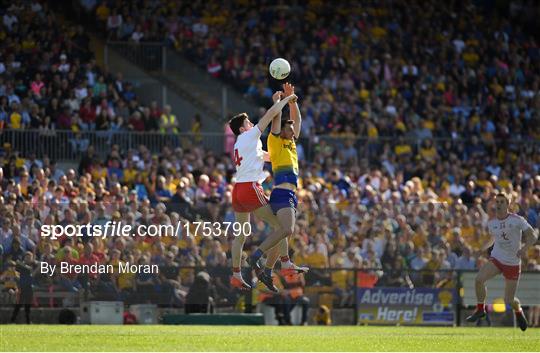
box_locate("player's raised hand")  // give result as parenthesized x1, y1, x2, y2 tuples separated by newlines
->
(272, 91, 283, 103)
(284, 94, 297, 103)
(283, 82, 295, 97)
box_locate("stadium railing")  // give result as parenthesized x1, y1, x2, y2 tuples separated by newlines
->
(0, 129, 226, 160)
(3, 267, 538, 326)
(2, 129, 538, 163)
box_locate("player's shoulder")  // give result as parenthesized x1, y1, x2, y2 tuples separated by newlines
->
(486, 217, 498, 225)
(267, 132, 281, 145)
(488, 213, 525, 222)
(236, 130, 251, 144)
(268, 132, 281, 140)
(239, 126, 262, 141)
(508, 213, 526, 222)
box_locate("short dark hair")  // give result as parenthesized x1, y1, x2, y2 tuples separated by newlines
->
(281, 119, 294, 129)
(495, 192, 510, 202)
(229, 113, 248, 136)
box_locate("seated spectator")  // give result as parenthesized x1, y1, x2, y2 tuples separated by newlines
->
(280, 270, 310, 325)
(185, 271, 214, 314)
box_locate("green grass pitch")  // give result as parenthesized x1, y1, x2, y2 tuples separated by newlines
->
(1, 325, 539, 351)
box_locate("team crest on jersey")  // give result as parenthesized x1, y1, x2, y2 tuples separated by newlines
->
(282, 142, 295, 151)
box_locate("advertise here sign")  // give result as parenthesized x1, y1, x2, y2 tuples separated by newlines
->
(356, 287, 456, 325)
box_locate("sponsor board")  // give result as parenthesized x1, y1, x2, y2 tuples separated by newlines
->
(356, 287, 456, 325)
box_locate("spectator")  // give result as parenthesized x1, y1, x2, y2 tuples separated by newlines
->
(185, 271, 214, 314)
(159, 105, 178, 134)
(281, 271, 310, 326)
(10, 252, 36, 324)
(455, 247, 477, 270)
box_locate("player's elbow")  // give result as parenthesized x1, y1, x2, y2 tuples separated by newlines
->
(525, 229, 538, 244)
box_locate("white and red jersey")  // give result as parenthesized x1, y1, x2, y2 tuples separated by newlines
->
(232, 126, 267, 183)
(488, 213, 533, 266)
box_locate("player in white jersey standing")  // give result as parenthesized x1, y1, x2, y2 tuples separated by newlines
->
(227, 92, 298, 291)
(466, 193, 538, 331)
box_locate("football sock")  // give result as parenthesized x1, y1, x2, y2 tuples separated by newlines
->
(476, 303, 485, 312)
(280, 256, 293, 268)
(232, 267, 242, 279)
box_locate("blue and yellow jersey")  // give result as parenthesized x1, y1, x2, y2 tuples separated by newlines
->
(267, 133, 299, 186)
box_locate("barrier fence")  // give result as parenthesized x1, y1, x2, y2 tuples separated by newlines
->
(1, 129, 539, 163)
(0, 129, 227, 160)
(1, 267, 539, 326)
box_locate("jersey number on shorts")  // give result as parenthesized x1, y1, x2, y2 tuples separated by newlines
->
(234, 149, 243, 166)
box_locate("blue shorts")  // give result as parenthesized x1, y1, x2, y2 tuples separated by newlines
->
(269, 188, 297, 214)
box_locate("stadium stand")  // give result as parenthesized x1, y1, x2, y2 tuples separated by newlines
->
(0, 0, 539, 326)
(0, 0, 173, 134)
(90, 0, 540, 139)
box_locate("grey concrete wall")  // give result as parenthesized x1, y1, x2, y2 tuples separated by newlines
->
(106, 48, 220, 133)
(164, 51, 262, 123)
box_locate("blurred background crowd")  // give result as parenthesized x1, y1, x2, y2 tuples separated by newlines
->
(0, 0, 539, 322)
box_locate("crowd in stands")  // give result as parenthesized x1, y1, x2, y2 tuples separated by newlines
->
(3, 0, 540, 149)
(0, 1, 539, 323)
(0, 136, 539, 310)
(85, 0, 540, 141)
(0, 0, 182, 136)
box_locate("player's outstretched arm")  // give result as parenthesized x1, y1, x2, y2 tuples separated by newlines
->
(288, 85, 301, 139)
(256, 94, 297, 133)
(270, 91, 283, 135)
(290, 100, 301, 139)
(272, 82, 296, 135)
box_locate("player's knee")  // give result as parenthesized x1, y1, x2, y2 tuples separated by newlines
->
(270, 220, 282, 231)
(283, 226, 294, 238)
(275, 225, 293, 238)
(475, 275, 486, 286)
(233, 233, 246, 243)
